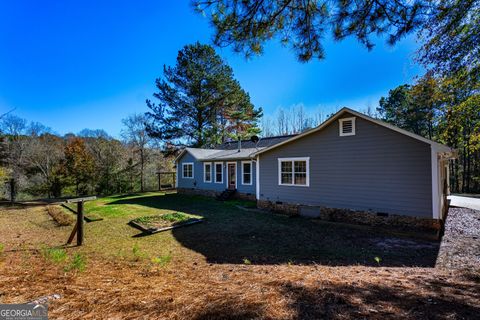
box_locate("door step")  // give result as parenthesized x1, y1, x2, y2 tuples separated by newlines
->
(216, 189, 236, 201)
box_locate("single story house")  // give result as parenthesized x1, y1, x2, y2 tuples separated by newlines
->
(175, 108, 455, 230)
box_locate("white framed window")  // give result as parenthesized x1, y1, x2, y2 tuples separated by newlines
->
(339, 117, 356, 136)
(242, 161, 252, 185)
(182, 162, 194, 179)
(214, 162, 223, 183)
(203, 162, 212, 183)
(278, 157, 309, 186)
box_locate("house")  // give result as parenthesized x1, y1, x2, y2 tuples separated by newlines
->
(175, 108, 455, 230)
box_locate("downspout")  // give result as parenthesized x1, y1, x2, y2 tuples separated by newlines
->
(256, 155, 260, 200)
(431, 146, 440, 219)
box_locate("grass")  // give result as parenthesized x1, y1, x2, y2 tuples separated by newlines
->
(40, 246, 86, 272)
(151, 254, 172, 268)
(68, 192, 439, 266)
(225, 199, 257, 208)
(83, 192, 175, 218)
(132, 243, 147, 261)
(41, 247, 68, 264)
(64, 253, 86, 272)
(0, 192, 440, 266)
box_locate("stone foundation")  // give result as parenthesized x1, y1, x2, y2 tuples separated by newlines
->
(257, 199, 300, 216)
(232, 192, 256, 201)
(177, 188, 255, 201)
(177, 188, 219, 198)
(257, 200, 441, 232)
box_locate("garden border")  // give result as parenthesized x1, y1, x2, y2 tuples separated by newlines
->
(128, 218, 204, 234)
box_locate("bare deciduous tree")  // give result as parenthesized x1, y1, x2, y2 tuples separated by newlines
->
(121, 114, 152, 193)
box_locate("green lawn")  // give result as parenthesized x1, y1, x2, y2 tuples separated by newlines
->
(57, 191, 440, 267)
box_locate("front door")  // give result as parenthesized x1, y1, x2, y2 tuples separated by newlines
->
(227, 163, 236, 190)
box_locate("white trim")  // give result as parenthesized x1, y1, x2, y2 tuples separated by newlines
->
(252, 107, 452, 156)
(277, 157, 310, 187)
(226, 161, 237, 189)
(431, 147, 440, 219)
(241, 161, 253, 185)
(182, 162, 194, 179)
(339, 117, 356, 136)
(174, 149, 188, 163)
(203, 162, 212, 183)
(256, 156, 260, 199)
(175, 165, 178, 188)
(214, 162, 223, 184)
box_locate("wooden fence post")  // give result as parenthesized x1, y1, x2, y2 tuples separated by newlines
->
(77, 201, 84, 246)
(9, 178, 15, 204)
(65, 196, 96, 246)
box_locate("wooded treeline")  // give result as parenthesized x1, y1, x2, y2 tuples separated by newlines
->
(0, 113, 172, 200)
(378, 71, 480, 194)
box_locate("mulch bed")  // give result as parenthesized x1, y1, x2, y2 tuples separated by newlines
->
(436, 207, 480, 270)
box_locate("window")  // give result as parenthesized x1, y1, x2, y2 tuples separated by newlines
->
(204, 162, 212, 183)
(242, 161, 252, 185)
(215, 162, 223, 183)
(278, 157, 309, 186)
(339, 117, 356, 136)
(182, 162, 193, 179)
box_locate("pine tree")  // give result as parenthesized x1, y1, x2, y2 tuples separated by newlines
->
(146, 42, 262, 147)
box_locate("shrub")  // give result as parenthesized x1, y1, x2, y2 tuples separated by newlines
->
(243, 258, 252, 265)
(0, 243, 4, 255)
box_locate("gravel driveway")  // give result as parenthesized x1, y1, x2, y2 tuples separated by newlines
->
(436, 207, 480, 270)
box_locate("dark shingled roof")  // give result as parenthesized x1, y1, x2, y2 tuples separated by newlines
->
(216, 134, 298, 150)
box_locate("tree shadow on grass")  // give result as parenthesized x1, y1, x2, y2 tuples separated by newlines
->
(108, 193, 440, 267)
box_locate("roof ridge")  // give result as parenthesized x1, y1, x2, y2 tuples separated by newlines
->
(220, 133, 299, 144)
(251, 107, 452, 156)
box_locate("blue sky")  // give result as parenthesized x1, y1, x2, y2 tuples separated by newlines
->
(0, 0, 423, 137)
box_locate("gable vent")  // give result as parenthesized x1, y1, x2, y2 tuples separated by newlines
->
(339, 117, 356, 136)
